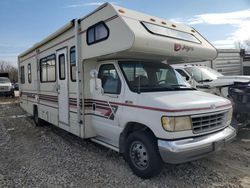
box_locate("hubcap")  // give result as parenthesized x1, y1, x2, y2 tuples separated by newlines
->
(130, 141, 149, 170)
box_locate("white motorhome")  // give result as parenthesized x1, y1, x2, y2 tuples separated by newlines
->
(18, 3, 236, 178)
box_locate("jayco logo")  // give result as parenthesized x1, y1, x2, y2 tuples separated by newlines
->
(174, 43, 182, 51)
(174, 43, 194, 52)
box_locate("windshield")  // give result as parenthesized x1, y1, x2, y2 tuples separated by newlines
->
(119, 61, 192, 93)
(185, 66, 223, 83)
(0, 77, 10, 84)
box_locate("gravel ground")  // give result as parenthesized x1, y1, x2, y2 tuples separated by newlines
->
(0, 98, 250, 188)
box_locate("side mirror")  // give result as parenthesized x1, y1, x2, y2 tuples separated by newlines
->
(90, 69, 103, 95)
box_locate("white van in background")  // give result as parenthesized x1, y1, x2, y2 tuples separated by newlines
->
(18, 3, 236, 178)
(173, 64, 250, 126)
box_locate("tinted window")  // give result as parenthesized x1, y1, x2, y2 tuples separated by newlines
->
(176, 69, 189, 80)
(185, 66, 222, 83)
(87, 22, 109, 45)
(40, 55, 56, 82)
(59, 54, 65, 80)
(95, 23, 108, 40)
(28, 63, 31, 83)
(98, 64, 121, 94)
(70, 46, 76, 81)
(88, 28, 95, 44)
(0, 77, 10, 83)
(141, 21, 200, 44)
(119, 61, 191, 93)
(20, 66, 25, 84)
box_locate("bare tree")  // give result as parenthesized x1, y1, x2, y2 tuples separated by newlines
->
(234, 41, 244, 49)
(0, 60, 18, 82)
(244, 39, 250, 50)
(235, 39, 250, 51)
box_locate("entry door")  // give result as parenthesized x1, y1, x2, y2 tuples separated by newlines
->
(56, 48, 69, 125)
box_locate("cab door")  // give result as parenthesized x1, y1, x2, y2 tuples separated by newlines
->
(91, 63, 123, 147)
(56, 48, 69, 126)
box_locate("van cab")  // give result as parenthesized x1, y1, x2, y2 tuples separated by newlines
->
(89, 59, 236, 178)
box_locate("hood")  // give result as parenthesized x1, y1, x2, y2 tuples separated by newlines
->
(138, 90, 231, 116)
(204, 76, 250, 88)
(0, 83, 11, 87)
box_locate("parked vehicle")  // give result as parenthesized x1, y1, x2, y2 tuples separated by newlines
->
(18, 3, 236, 178)
(173, 64, 250, 126)
(0, 77, 14, 97)
(12, 83, 19, 90)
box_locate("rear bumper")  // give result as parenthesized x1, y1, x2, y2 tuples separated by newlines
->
(158, 126, 236, 164)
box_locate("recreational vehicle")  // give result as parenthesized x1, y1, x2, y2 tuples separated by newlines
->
(18, 3, 236, 178)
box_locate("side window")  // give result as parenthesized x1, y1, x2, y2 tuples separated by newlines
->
(87, 21, 109, 45)
(59, 54, 65, 80)
(176, 69, 189, 81)
(40, 55, 56, 82)
(70, 46, 76, 81)
(98, 64, 121, 94)
(20, 66, 25, 84)
(28, 63, 31, 83)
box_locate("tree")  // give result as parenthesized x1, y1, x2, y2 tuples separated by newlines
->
(235, 39, 250, 52)
(0, 60, 18, 82)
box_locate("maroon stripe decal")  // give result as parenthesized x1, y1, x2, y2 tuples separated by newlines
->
(86, 99, 231, 113)
(39, 35, 74, 54)
(79, 29, 86, 35)
(79, 15, 118, 36)
(40, 98, 58, 103)
(104, 15, 119, 23)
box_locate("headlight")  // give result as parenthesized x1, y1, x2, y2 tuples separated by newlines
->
(227, 108, 233, 124)
(161, 116, 192, 132)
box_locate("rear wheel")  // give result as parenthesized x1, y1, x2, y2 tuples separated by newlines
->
(33, 107, 42, 126)
(124, 131, 163, 179)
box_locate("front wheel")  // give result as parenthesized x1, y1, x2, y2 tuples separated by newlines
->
(124, 131, 163, 179)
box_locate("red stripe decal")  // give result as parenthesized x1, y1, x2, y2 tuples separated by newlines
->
(86, 99, 231, 113)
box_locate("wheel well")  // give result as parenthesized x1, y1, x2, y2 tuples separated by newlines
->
(119, 122, 156, 153)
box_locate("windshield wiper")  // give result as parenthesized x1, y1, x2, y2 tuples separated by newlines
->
(169, 84, 188, 87)
(198, 79, 213, 83)
(167, 84, 195, 90)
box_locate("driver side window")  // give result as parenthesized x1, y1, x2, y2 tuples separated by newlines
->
(98, 64, 121, 94)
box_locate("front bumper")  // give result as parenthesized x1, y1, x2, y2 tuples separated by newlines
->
(158, 126, 236, 164)
(0, 90, 14, 97)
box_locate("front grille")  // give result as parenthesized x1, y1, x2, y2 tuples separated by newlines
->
(191, 111, 227, 134)
(0, 86, 9, 91)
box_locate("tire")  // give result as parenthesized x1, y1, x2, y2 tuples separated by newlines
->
(33, 107, 42, 126)
(124, 130, 163, 179)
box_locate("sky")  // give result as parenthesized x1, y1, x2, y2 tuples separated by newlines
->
(0, 0, 249, 66)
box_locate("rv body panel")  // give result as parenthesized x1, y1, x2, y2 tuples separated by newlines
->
(18, 3, 236, 178)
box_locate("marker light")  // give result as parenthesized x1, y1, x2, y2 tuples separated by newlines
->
(118, 9, 125, 13)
